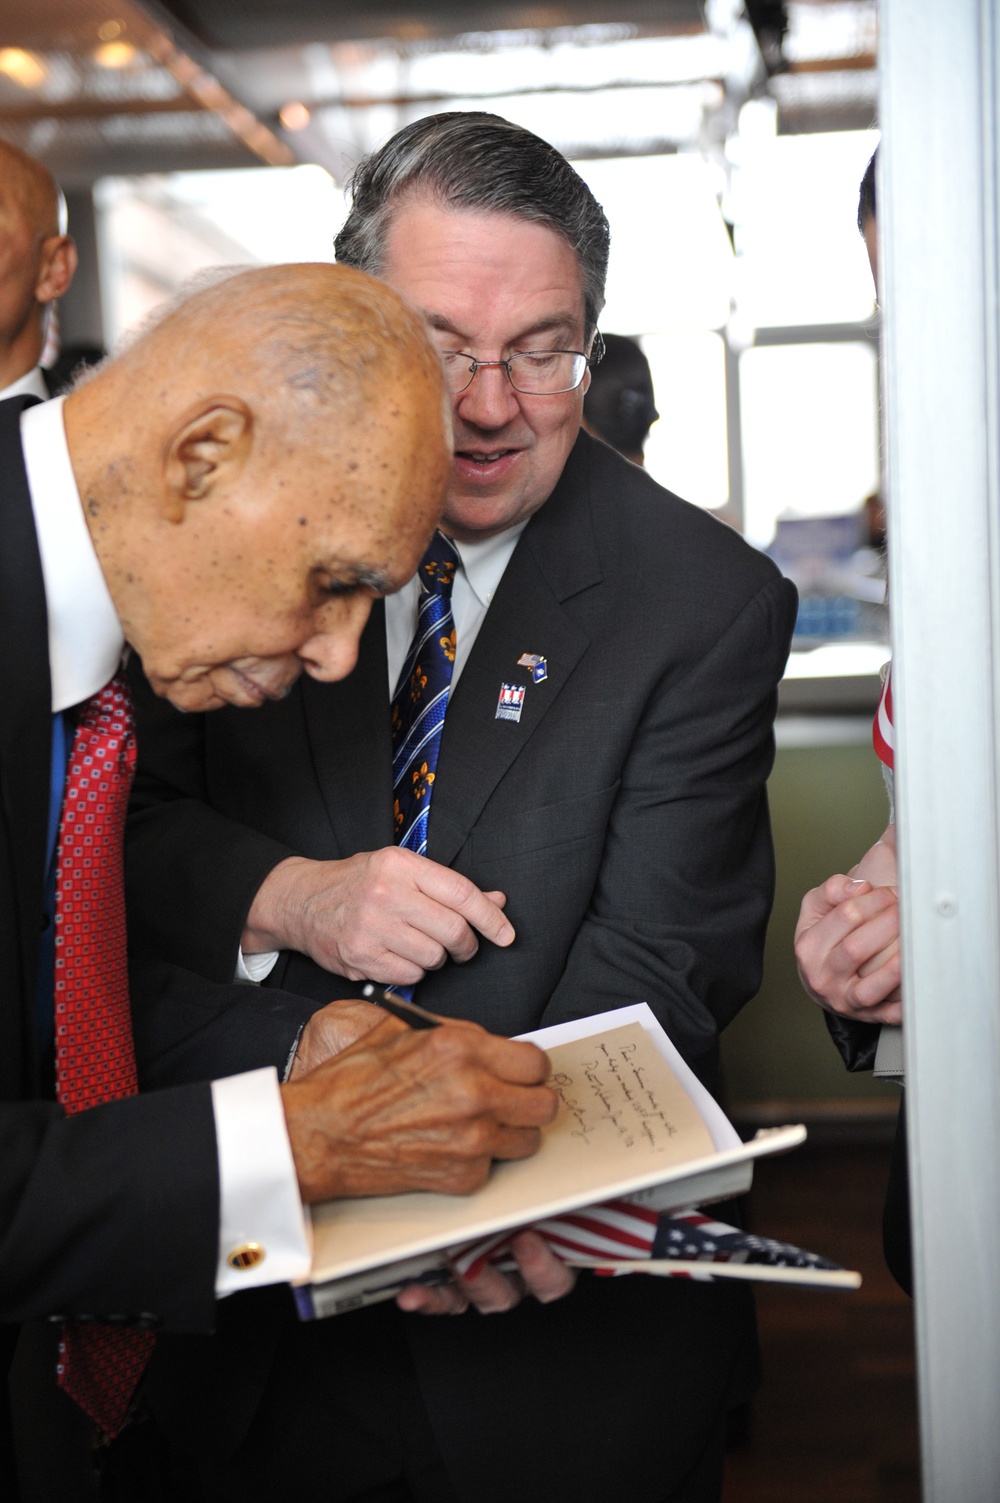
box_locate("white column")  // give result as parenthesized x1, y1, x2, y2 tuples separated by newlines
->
(880, 1, 1000, 1496)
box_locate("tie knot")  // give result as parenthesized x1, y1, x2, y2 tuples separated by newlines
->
(77, 670, 134, 740)
(418, 532, 459, 599)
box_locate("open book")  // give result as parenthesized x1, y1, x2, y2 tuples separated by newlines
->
(295, 1004, 852, 1319)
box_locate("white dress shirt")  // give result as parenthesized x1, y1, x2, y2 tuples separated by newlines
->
(1, 366, 49, 402)
(20, 396, 311, 1297)
(238, 522, 527, 984)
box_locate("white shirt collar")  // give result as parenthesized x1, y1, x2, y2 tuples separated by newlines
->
(1, 366, 48, 403)
(384, 519, 530, 695)
(451, 520, 528, 610)
(20, 396, 125, 713)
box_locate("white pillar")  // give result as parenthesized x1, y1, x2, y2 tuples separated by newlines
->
(880, 1, 1000, 1495)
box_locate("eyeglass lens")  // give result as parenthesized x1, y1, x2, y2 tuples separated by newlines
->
(443, 351, 588, 395)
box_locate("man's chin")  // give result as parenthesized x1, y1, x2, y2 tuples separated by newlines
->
(152, 665, 301, 713)
(442, 492, 521, 540)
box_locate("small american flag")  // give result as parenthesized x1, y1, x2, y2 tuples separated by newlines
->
(648, 1207, 845, 1277)
(451, 1199, 852, 1289)
(452, 1199, 661, 1279)
(873, 664, 894, 770)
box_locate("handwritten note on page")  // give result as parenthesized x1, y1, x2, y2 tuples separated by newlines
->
(309, 1019, 718, 1284)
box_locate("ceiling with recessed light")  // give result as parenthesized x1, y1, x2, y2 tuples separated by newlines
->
(0, 1, 877, 185)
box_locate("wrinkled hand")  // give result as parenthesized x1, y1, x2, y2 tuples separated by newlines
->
(242, 848, 514, 985)
(396, 1231, 576, 1316)
(794, 825, 901, 1024)
(288, 998, 387, 1079)
(280, 1017, 556, 1202)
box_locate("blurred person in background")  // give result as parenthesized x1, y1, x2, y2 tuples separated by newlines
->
(0, 139, 77, 401)
(794, 149, 911, 1294)
(582, 330, 659, 464)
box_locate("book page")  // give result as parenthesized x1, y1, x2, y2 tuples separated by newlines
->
(518, 1002, 740, 1154)
(542, 1022, 715, 1178)
(309, 1020, 717, 1283)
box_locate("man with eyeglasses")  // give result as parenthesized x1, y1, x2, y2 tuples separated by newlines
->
(125, 114, 798, 1503)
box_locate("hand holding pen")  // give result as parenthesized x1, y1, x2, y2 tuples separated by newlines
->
(280, 990, 555, 1204)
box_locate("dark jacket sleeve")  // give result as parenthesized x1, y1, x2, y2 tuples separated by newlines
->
(0, 1084, 219, 1331)
(0, 961, 317, 1331)
(126, 662, 297, 983)
(824, 1011, 881, 1072)
(129, 959, 318, 1088)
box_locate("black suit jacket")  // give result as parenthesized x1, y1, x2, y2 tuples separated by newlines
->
(825, 997, 912, 1293)
(125, 433, 797, 1499)
(0, 396, 317, 1332)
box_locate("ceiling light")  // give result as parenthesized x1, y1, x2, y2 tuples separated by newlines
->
(0, 48, 48, 89)
(98, 20, 124, 42)
(279, 101, 311, 131)
(94, 40, 137, 69)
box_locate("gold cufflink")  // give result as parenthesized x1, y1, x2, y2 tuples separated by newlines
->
(227, 1242, 266, 1271)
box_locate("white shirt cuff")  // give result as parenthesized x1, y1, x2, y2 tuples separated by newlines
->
(211, 1067, 312, 1297)
(236, 946, 280, 983)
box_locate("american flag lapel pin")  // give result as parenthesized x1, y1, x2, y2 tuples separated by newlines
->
(495, 682, 526, 723)
(517, 652, 548, 683)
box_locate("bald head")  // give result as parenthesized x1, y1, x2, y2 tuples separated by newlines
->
(0, 139, 63, 235)
(63, 263, 452, 712)
(108, 261, 448, 445)
(0, 138, 76, 387)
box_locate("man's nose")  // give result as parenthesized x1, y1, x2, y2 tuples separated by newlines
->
(297, 595, 374, 682)
(455, 363, 521, 430)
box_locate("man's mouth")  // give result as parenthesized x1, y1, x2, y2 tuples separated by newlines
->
(228, 664, 297, 705)
(458, 449, 513, 465)
(453, 447, 521, 483)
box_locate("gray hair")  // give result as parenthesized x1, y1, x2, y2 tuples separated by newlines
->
(335, 112, 610, 340)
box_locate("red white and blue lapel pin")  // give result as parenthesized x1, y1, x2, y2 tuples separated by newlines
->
(496, 683, 526, 722)
(517, 652, 548, 683)
(496, 653, 547, 722)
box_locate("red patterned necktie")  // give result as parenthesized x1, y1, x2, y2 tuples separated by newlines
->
(52, 671, 154, 1437)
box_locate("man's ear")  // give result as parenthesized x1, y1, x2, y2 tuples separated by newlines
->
(35, 235, 78, 304)
(162, 399, 253, 521)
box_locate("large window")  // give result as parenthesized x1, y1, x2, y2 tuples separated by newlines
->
(642, 331, 729, 509)
(575, 154, 732, 509)
(733, 129, 879, 329)
(95, 165, 342, 346)
(740, 340, 879, 547)
(93, 125, 880, 568)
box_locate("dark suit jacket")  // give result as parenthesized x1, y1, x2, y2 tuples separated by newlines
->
(0, 393, 318, 1331)
(124, 433, 797, 1499)
(826, 1006, 912, 1294)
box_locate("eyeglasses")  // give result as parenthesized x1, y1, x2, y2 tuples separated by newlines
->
(441, 331, 605, 396)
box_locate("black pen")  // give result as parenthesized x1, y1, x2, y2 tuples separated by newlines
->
(362, 984, 442, 1030)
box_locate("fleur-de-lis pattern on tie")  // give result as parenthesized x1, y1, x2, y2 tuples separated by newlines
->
(52, 672, 155, 1437)
(391, 532, 459, 861)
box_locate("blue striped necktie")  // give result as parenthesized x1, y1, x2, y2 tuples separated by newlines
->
(391, 531, 459, 863)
